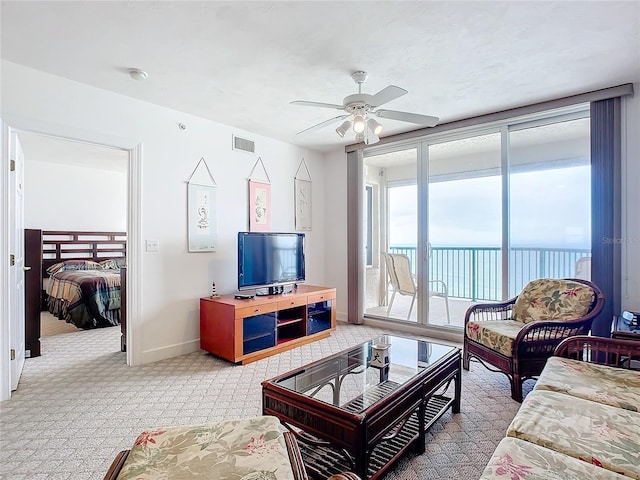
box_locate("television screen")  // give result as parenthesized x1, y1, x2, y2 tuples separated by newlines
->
(238, 232, 305, 291)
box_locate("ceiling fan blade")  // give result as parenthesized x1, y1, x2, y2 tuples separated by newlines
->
(296, 115, 348, 135)
(369, 86, 408, 107)
(374, 109, 439, 127)
(291, 100, 345, 110)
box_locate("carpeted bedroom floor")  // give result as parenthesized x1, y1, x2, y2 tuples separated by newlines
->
(0, 321, 533, 480)
(40, 312, 80, 337)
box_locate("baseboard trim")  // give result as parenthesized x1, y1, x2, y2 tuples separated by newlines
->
(141, 339, 201, 364)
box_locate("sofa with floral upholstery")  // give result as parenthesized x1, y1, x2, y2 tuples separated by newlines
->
(103, 415, 360, 480)
(480, 336, 640, 480)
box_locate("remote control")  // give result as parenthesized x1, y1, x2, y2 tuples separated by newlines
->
(234, 294, 254, 300)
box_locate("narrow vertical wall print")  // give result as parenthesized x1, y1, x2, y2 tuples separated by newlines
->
(294, 178, 312, 231)
(247, 156, 272, 232)
(294, 157, 312, 231)
(187, 157, 217, 252)
(249, 180, 271, 232)
(188, 183, 217, 251)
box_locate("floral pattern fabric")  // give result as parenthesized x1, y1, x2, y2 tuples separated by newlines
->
(480, 437, 628, 480)
(511, 278, 595, 324)
(465, 319, 524, 356)
(535, 356, 640, 412)
(116, 416, 296, 480)
(506, 390, 640, 479)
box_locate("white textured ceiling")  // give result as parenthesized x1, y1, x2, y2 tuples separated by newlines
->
(1, 1, 639, 152)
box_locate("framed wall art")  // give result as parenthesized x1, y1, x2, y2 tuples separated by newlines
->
(294, 158, 312, 231)
(294, 178, 312, 231)
(187, 158, 217, 252)
(249, 180, 271, 232)
(248, 157, 272, 232)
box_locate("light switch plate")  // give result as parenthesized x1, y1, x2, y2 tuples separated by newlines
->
(146, 239, 159, 252)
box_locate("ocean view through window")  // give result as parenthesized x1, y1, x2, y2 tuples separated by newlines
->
(390, 165, 591, 301)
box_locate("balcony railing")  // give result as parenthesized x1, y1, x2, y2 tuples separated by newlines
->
(389, 245, 591, 301)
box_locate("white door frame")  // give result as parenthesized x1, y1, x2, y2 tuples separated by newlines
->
(0, 118, 142, 401)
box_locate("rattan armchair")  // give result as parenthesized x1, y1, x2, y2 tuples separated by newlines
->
(463, 278, 605, 402)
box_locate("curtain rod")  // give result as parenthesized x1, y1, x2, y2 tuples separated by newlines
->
(345, 83, 634, 153)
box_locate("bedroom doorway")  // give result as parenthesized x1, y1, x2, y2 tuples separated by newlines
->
(17, 132, 129, 358)
(2, 122, 141, 401)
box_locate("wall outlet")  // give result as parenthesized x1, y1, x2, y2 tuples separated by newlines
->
(146, 239, 159, 252)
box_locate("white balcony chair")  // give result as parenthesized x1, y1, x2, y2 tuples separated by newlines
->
(382, 252, 451, 323)
(574, 256, 591, 280)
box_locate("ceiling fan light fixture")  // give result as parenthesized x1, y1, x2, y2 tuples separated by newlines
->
(335, 120, 352, 137)
(290, 71, 438, 141)
(367, 118, 383, 136)
(353, 115, 365, 134)
(365, 131, 380, 145)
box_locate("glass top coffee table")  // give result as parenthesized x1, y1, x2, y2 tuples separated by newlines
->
(262, 335, 461, 480)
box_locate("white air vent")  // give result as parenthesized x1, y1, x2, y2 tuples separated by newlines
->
(232, 135, 255, 154)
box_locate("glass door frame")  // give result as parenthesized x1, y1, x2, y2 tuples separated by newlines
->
(363, 143, 426, 326)
(357, 104, 590, 334)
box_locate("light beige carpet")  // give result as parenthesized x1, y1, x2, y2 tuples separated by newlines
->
(0, 322, 532, 480)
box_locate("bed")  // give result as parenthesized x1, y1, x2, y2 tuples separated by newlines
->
(46, 259, 124, 328)
(24, 230, 127, 357)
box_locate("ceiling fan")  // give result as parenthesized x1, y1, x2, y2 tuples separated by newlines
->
(291, 71, 439, 145)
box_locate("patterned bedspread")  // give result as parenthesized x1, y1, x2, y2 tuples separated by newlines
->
(46, 270, 121, 329)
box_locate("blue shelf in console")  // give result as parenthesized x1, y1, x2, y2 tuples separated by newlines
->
(243, 312, 276, 354)
(308, 300, 332, 335)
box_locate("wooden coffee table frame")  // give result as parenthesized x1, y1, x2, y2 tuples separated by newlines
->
(262, 340, 461, 480)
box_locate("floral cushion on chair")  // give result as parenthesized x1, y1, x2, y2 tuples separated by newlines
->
(465, 319, 525, 356)
(512, 278, 595, 324)
(480, 437, 628, 480)
(534, 356, 640, 412)
(116, 416, 297, 480)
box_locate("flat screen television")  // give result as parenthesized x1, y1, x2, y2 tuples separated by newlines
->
(238, 232, 305, 294)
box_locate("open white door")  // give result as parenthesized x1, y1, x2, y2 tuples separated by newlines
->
(9, 131, 25, 391)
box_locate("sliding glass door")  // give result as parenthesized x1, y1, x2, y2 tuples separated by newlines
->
(364, 148, 419, 322)
(508, 117, 591, 295)
(361, 109, 591, 331)
(427, 132, 502, 326)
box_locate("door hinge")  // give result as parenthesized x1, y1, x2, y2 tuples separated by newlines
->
(10, 349, 15, 360)
(10, 160, 15, 172)
(10, 254, 15, 266)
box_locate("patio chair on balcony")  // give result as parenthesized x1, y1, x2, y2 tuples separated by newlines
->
(463, 277, 604, 402)
(574, 256, 591, 280)
(382, 252, 451, 323)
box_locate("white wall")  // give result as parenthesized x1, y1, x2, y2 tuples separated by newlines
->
(323, 149, 348, 321)
(1, 60, 326, 365)
(24, 160, 127, 231)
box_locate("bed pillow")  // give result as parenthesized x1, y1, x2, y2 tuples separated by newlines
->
(98, 259, 117, 270)
(98, 258, 126, 269)
(46, 260, 102, 275)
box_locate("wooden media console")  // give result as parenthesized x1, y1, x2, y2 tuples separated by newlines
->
(200, 285, 336, 364)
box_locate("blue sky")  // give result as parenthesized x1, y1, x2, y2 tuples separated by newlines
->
(389, 165, 591, 249)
